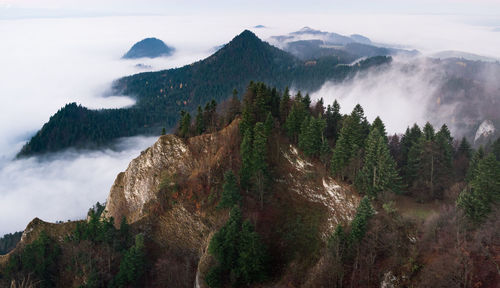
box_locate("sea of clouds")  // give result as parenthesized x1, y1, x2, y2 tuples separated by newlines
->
(0, 13, 499, 235)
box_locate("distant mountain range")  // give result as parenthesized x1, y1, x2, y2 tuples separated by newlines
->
(430, 50, 499, 63)
(18, 30, 390, 156)
(269, 27, 419, 62)
(122, 37, 174, 59)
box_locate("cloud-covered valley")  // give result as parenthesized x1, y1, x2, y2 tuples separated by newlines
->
(1, 13, 500, 235)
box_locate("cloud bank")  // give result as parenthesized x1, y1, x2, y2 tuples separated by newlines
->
(1, 13, 500, 235)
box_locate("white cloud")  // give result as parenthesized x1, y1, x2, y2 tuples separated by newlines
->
(311, 57, 444, 134)
(0, 136, 156, 235)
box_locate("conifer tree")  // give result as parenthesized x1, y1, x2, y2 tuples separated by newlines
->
(252, 123, 268, 209)
(240, 129, 253, 191)
(400, 124, 422, 186)
(355, 128, 401, 197)
(455, 137, 472, 180)
(299, 116, 327, 157)
(331, 105, 367, 180)
(218, 170, 241, 209)
(466, 146, 485, 182)
(178, 111, 191, 138)
(371, 116, 387, 142)
(279, 87, 291, 124)
(349, 197, 374, 244)
(206, 207, 267, 287)
(114, 234, 146, 287)
(298, 116, 312, 153)
(325, 100, 342, 142)
(254, 84, 271, 121)
(264, 112, 274, 136)
(423, 122, 435, 141)
(302, 93, 311, 109)
(458, 153, 500, 222)
(226, 89, 241, 124)
(235, 221, 267, 285)
(490, 137, 500, 161)
(434, 124, 454, 193)
(320, 138, 332, 167)
(195, 105, 205, 135)
(457, 137, 472, 159)
(285, 100, 307, 143)
(270, 87, 281, 118)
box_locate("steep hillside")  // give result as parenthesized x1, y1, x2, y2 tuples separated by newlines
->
(2, 116, 361, 287)
(5, 82, 498, 287)
(18, 30, 391, 156)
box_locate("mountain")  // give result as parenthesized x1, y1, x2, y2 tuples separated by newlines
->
(3, 83, 499, 286)
(270, 27, 419, 62)
(431, 50, 498, 63)
(122, 37, 174, 59)
(18, 30, 391, 156)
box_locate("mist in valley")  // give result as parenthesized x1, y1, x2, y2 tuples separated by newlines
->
(1, 10, 500, 235)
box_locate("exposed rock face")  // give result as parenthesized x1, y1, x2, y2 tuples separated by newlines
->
(104, 135, 193, 224)
(474, 119, 496, 142)
(281, 145, 359, 235)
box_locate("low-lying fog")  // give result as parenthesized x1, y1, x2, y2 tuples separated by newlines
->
(1, 13, 499, 235)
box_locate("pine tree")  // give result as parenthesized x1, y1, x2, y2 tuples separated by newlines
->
(400, 124, 422, 187)
(218, 170, 241, 209)
(457, 137, 472, 159)
(240, 129, 253, 192)
(114, 234, 146, 287)
(264, 112, 274, 136)
(455, 137, 472, 181)
(195, 105, 205, 135)
(235, 221, 267, 286)
(355, 128, 401, 197)
(371, 116, 387, 142)
(434, 124, 454, 194)
(285, 100, 307, 143)
(179, 110, 191, 138)
(491, 137, 500, 161)
(270, 87, 280, 118)
(226, 89, 241, 124)
(252, 123, 268, 209)
(458, 153, 500, 222)
(279, 87, 291, 124)
(331, 105, 367, 180)
(349, 197, 374, 244)
(320, 138, 332, 168)
(206, 207, 267, 287)
(298, 116, 312, 153)
(325, 100, 343, 142)
(302, 93, 311, 108)
(466, 146, 485, 182)
(254, 83, 271, 121)
(423, 122, 435, 141)
(204, 100, 218, 132)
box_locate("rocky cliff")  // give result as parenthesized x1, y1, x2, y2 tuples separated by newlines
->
(2, 118, 361, 287)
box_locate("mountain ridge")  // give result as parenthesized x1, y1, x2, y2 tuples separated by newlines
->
(18, 30, 391, 157)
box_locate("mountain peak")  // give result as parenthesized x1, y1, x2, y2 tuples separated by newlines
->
(122, 37, 174, 59)
(231, 29, 260, 43)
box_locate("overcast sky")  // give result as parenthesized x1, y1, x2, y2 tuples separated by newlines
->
(2, 0, 500, 18)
